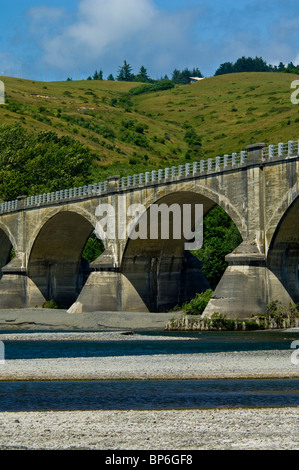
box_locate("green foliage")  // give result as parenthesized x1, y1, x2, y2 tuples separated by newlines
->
(210, 315, 261, 331)
(135, 66, 152, 83)
(266, 300, 299, 326)
(214, 56, 299, 76)
(117, 60, 135, 81)
(167, 312, 265, 331)
(82, 232, 105, 263)
(243, 319, 260, 330)
(93, 70, 103, 80)
(129, 79, 174, 96)
(9, 247, 16, 261)
(42, 300, 59, 309)
(210, 312, 227, 329)
(183, 127, 202, 157)
(192, 206, 242, 289)
(174, 289, 213, 315)
(0, 123, 95, 201)
(172, 67, 203, 84)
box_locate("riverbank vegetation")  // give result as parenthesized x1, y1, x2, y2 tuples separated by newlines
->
(167, 300, 299, 331)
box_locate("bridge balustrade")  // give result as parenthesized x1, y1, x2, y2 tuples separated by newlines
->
(0, 138, 298, 215)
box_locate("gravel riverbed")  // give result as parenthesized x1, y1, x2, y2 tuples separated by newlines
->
(0, 407, 298, 450)
(0, 330, 298, 450)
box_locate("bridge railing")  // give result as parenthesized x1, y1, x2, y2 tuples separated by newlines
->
(262, 140, 299, 159)
(119, 150, 248, 188)
(0, 138, 298, 215)
(25, 181, 108, 208)
(0, 199, 18, 214)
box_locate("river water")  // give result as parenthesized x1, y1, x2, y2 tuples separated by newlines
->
(0, 329, 299, 412)
(2, 330, 299, 359)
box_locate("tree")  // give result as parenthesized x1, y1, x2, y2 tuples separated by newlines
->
(179, 68, 193, 84)
(171, 68, 181, 84)
(234, 56, 268, 73)
(214, 56, 269, 75)
(192, 206, 242, 289)
(82, 232, 105, 263)
(278, 62, 285, 72)
(135, 66, 151, 83)
(117, 60, 135, 81)
(214, 62, 234, 76)
(191, 67, 203, 78)
(0, 124, 95, 201)
(107, 73, 115, 81)
(93, 70, 103, 80)
(171, 67, 203, 84)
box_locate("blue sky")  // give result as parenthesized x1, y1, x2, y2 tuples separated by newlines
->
(0, 0, 298, 81)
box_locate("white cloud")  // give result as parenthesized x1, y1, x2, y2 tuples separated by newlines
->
(25, 0, 299, 79)
(27, 0, 201, 77)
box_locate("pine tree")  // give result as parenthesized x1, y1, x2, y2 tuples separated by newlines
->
(135, 66, 150, 83)
(117, 60, 135, 81)
(171, 68, 181, 84)
(93, 70, 103, 80)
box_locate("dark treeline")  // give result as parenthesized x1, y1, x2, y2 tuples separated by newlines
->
(71, 56, 299, 84)
(68, 61, 203, 84)
(214, 56, 299, 76)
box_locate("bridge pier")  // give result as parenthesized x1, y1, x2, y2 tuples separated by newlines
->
(202, 240, 293, 319)
(68, 247, 210, 313)
(0, 255, 46, 309)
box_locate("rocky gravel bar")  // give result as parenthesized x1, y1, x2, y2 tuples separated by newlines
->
(0, 407, 298, 450)
(0, 329, 298, 450)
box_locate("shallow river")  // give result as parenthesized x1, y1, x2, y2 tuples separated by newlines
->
(0, 329, 298, 412)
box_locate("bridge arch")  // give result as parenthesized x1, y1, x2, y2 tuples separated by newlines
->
(139, 182, 247, 240)
(28, 210, 96, 308)
(26, 206, 99, 258)
(267, 195, 299, 303)
(120, 189, 243, 312)
(265, 182, 299, 251)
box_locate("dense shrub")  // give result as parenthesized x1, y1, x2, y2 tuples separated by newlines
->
(173, 289, 213, 315)
(129, 80, 175, 96)
(0, 123, 95, 201)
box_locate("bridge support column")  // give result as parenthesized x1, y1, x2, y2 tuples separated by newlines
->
(0, 255, 46, 309)
(68, 246, 149, 313)
(202, 241, 293, 319)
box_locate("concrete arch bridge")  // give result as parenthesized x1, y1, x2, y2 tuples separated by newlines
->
(0, 140, 298, 319)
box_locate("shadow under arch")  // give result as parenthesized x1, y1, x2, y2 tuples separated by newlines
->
(0, 227, 13, 280)
(267, 195, 299, 303)
(28, 211, 95, 308)
(120, 190, 240, 312)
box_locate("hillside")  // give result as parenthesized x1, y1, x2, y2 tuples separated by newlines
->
(1, 72, 299, 184)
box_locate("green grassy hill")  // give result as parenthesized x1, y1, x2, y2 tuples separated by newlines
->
(1, 72, 299, 183)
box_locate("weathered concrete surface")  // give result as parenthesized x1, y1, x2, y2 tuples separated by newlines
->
(0, 143, 298, 318)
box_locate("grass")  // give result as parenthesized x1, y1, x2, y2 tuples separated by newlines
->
(1, 72, 299, 183)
